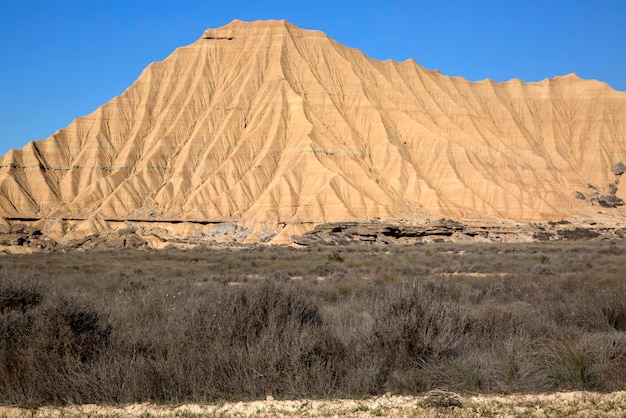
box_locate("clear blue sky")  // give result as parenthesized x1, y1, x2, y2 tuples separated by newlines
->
(1, 0, 625, 156)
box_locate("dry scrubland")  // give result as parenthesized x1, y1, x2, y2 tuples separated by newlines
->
(1, 241, 626, 413)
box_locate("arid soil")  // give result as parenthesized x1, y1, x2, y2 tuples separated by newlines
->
(1, 391, 625, 417)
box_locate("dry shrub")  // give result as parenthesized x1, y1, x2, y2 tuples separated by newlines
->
(367, 281, 470, 392)
(179, 281, 346, 399)
(92, 280, 346, 403)
(0, 271, 111, 406)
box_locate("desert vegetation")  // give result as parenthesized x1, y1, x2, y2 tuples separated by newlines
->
(1, 241, 625, 407)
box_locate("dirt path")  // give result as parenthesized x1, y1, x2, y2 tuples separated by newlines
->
(1, 391, 625, 417)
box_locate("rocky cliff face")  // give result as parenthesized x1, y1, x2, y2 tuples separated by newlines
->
(1, 19, 626, 245)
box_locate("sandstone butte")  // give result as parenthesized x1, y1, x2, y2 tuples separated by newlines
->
(1, 19, 626, 245)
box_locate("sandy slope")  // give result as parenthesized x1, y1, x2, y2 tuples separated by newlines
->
(1, 20, 626, 243)
(1, 391, 625, 417)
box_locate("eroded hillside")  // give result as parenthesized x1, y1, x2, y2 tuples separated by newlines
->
(1, 19, 626, 245)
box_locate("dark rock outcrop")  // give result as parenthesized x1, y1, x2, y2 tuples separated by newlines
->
(594, 194, 625, 208)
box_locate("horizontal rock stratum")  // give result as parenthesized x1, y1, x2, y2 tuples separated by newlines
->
(1, 19, 626, 245)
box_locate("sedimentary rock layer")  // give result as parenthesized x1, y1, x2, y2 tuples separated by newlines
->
(1, 19, 625, 243)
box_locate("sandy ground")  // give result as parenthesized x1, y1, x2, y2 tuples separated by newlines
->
(1, 391, 625, 417)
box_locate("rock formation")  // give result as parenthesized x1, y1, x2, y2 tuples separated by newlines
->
(1, 19, 626, 247)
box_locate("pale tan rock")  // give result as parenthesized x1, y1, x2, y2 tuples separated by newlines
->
(1, 19, 626, 242)
(66, 216, 111, 240)
(0, 245, 34, 255)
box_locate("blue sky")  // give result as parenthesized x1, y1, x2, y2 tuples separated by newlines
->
(1, 0, 625, 156)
